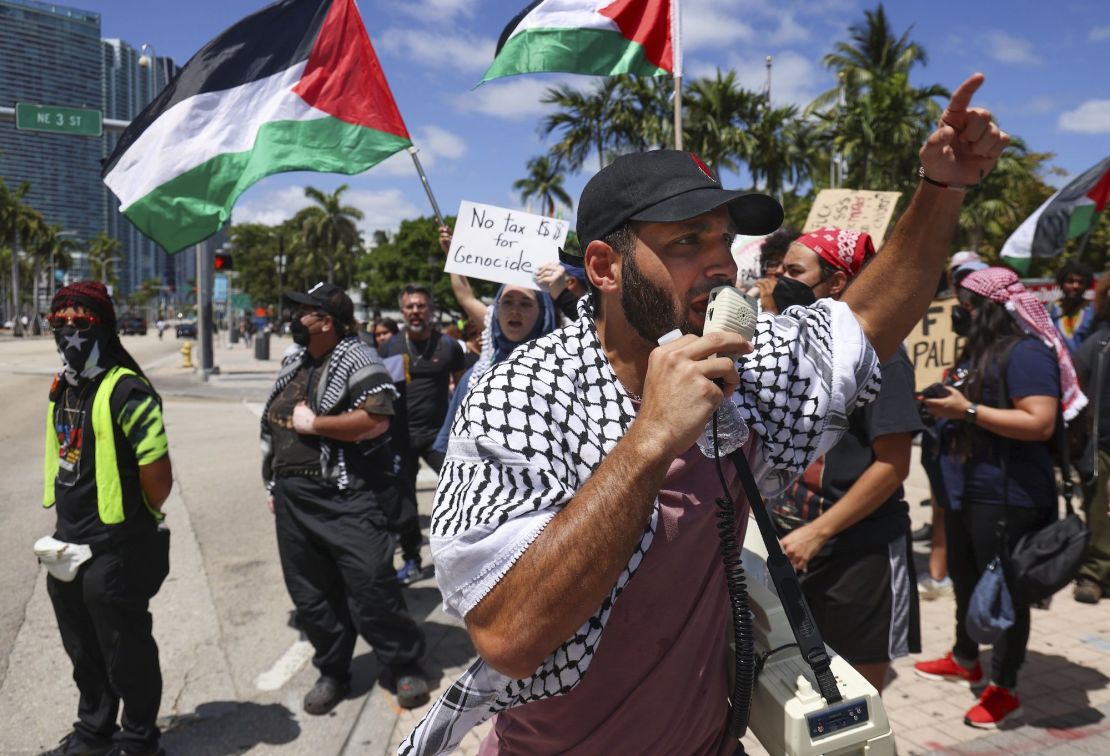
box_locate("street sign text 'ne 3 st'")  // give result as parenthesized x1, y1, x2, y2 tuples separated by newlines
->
(15, 103, 103, 137)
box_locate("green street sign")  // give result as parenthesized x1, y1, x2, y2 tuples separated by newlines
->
(230, 293, 252, 311)
(15, 103, 103, 137)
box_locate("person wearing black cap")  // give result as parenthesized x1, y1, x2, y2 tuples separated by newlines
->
(403, 75, 1008, 754)
(260, 282, 428, 715)
(40, 281, 172, 756)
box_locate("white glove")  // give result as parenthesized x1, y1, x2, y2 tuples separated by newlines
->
(292, 402, 318, 435)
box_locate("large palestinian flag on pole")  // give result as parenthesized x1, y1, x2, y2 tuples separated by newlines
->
(103, 0, 411, 254)
(483, 0, 676, 83)
(1001, 155, 1110, 273)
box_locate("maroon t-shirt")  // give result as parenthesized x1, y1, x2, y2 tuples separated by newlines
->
(480, 443, 749, 755)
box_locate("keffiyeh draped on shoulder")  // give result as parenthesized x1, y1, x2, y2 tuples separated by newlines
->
(399, 296, 880, 755)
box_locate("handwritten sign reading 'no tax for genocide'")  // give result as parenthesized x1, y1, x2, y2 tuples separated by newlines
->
(444, 201, 569, 290)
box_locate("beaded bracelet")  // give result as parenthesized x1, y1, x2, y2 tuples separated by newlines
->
(918, 165, 975, 191)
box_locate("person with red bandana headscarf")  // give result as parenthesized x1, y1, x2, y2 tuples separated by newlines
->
(769, 227, 925, 698)
(39, 281, 173, 756)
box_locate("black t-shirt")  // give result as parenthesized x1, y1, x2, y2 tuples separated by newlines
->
(773, 348, 924, 553)
(937, 338, 1059, 509)
(1075, 322, 1110, 453)
(380, 331, 465, 444)
(52, 372, 168, 544)
(268, 361, 323, 474)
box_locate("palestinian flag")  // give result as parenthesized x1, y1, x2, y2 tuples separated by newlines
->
(103, 0, 410, 253)
(483, 0, 676, 83)
(1001, 155, 1110, 273)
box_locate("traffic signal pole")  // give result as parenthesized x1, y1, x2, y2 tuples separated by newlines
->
(195, 241, 215, 379)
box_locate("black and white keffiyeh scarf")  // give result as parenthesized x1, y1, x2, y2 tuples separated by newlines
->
(399, 297, 880, 754)
(260, 335, 398, 490)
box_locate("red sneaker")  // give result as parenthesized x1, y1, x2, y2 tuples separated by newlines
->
(913, 652, 984, 687)
(964, 684, 1023, 729)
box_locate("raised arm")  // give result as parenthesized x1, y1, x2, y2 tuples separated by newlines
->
(844, 74, 1009, 361)
(439, 225, 488, 325)
(464, 330, 749, 679)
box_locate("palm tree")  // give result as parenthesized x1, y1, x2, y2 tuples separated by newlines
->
(300, 184, 363, 283)
(607, 75, 674, 152)
(746, 100, 819, 198)
(809, 4, 947, 194)
(683, 69, 760, 180)
(0, 179, 38, 332)
(513, 156, 573, 216)
(87, 232, 122, 290)
(540, 78, 625, 171)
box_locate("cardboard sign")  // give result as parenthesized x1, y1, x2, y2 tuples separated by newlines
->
(444, 201, 569, 290)
(804, 189, 902, 245)
(904, 296, 966, 388)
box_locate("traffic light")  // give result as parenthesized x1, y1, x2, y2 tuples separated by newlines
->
(213, 252, 233, 271)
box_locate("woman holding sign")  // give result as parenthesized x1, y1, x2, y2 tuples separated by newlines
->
(433, 277, 557, 457)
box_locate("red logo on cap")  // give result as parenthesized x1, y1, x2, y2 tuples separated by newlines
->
(689, 153, 717, 183)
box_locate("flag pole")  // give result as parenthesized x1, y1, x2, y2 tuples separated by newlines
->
(672, 0, 683, 150)
(408, 146, 445, 228)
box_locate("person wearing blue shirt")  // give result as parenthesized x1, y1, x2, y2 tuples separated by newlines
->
(1049, 261, 1096, 355)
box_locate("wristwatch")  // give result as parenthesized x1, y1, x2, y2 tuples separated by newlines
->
(964, 402, 978, 425)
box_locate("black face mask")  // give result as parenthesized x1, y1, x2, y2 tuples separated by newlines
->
(289, 319, 311, 347)
(54, 325, 107, 384)
(951, 306, 972, 337)
(772, 276, 818, 312)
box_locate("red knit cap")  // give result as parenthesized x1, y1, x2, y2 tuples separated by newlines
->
(51, 281, 117, 331)
(795, 227, 876, 280)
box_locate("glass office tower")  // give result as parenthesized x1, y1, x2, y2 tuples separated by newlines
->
(0, 0, 103, 253)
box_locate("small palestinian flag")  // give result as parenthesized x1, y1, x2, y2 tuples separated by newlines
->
(483, 0, 676, 83)
(103, 0, 410, 253)
(1001, 155, 1110, 273)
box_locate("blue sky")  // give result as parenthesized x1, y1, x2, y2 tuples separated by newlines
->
(81, 0, 1110, 243)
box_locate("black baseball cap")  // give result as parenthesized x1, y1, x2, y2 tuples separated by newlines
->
(563, 150, 784, 263)
(285, 281, 354, 325)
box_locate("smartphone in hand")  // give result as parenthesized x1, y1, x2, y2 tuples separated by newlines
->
(917, 382, 948, 400)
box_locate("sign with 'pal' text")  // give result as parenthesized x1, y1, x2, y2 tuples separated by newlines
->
(444, 201, 568, 289)
(804, 189, 902, 246)
(903, 296, 966, 388)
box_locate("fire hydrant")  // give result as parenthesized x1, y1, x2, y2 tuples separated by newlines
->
(181, 340, 194, 368)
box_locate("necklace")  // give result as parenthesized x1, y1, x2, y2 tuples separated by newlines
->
(405, 331, 434, 362)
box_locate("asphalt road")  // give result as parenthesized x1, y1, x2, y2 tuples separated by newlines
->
(0, 333, 440, 755)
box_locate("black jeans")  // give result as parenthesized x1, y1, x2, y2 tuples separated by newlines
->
(273, 477, 426, 679)
(396, 434, 443, 562)
(946, 502, 1054, 689)
(47, 531, 169, 752)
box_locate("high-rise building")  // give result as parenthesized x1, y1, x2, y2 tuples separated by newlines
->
(0, 0, 103, 249)
(0, 0, 187, 303)
(102, 39, 179, 297)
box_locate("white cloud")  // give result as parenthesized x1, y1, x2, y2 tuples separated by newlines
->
(377, 28, 496, 73)
(681, 0, 756, 49)
(453, 78, 560, 121)
(729, 51, 826, 107)
(982, 30, 1042, 65)
(1058, 99, 1110, 134)
(395, 0, 474, 25)
(1089, 26, 1110, 41)
(372, 124, 468, 177)
(1019, 96, 1056, 115)
(232, 186, 420, 239)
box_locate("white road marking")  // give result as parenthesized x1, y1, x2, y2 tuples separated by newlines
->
(254, 640, 314, 691)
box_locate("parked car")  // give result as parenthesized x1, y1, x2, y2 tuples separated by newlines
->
(175, 321, 198, 338)
(119, 314, 147, 336)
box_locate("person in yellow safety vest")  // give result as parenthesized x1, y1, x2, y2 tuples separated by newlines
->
(39, 281, 173, 756)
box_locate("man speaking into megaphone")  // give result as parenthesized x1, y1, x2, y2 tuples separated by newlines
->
(402, 74, 1008, 755)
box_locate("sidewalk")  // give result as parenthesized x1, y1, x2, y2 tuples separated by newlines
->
(351, 446, 1110, 756)
(147, 331, 287, 402)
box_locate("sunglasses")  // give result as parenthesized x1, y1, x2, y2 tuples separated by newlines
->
(48, 314, 102, 332)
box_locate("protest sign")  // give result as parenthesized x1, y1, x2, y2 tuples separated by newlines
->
(904, 296, 966, 388)
(444, 201, 568, 290)
(804, 189, 902, 245)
